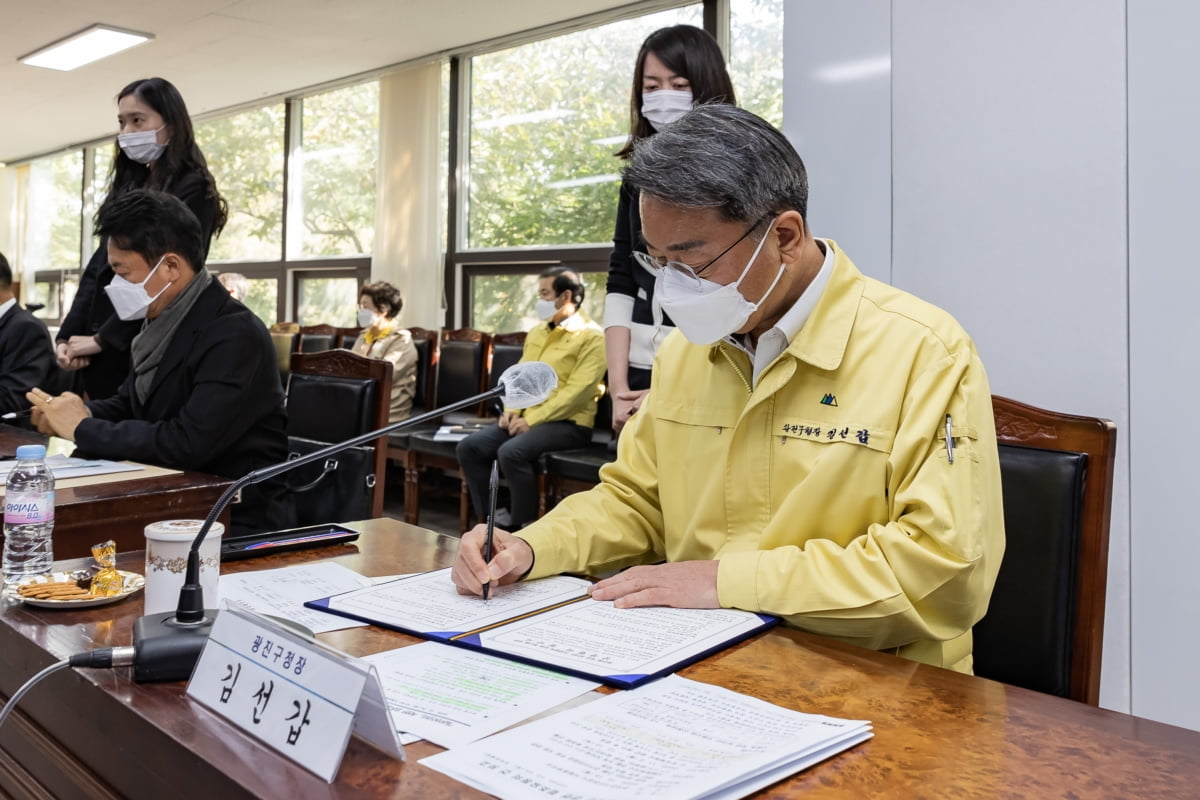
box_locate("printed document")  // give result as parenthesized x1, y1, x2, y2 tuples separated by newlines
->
(363, 642, 600, 748)
(422, 674, 872, 800)
(221, 562, 371, 634)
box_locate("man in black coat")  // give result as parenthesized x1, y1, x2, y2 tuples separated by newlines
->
(0, 252, 54, 416)
(28, 190, 294, 536)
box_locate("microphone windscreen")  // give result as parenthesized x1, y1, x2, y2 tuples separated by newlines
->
(498, 361, 558, 408)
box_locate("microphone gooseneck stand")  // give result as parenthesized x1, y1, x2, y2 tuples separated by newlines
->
(131, 375, 536, 682)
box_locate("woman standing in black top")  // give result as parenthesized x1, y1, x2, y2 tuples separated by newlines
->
(57, 77, 228, 399)
(604, 26, 736, 432)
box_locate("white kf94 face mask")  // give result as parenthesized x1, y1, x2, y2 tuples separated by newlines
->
(641, 89, 693, 129)
(535, 298, 559, 321)
(105, 256, 170, 321)
(118, 127, 167, 165)
(656, 218, 785, 346)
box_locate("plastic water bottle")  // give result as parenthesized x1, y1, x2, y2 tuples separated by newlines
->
(3, 444, 55, 583)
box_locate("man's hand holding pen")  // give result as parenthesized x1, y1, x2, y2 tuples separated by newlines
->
(451, 525, 534, 597)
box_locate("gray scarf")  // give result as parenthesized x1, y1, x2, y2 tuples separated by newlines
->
(131, 268, 213, 404)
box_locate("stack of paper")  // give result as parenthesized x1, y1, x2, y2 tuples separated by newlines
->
(422, 674, 872, 800)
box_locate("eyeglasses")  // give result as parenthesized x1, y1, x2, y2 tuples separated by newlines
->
(633, 214, 772, 289)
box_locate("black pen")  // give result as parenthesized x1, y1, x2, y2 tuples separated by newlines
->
(944, 414, 955, 464)
(1, 409, 33, 420)
(482, 460, 499, 601)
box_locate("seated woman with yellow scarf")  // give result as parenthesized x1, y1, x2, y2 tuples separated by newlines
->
(351, 281, 418, 423)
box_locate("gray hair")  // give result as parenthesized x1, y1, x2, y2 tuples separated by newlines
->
(624, 104, 809, 227)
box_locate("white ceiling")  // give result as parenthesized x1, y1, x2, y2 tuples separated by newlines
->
(0, 0, 630, 163)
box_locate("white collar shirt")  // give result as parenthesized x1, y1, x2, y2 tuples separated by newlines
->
(726, 238, 835, 386)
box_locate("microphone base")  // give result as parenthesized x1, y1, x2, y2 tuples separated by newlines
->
(132, 610, 220, 683)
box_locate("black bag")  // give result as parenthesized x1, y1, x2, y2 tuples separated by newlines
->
(285, 436, 376, 526)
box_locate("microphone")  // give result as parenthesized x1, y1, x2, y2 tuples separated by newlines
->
(129, 361, 558, 682)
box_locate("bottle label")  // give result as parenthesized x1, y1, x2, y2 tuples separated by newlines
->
(4, 491, 56, 525)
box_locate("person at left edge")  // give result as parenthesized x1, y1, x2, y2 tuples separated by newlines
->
(0, 251, 54, 417)
(56, 77, 228, 400)
(28, 190, 294, 536)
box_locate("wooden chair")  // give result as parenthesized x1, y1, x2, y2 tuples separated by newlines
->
(270, 333, 296, 387)
(337, 326, 364, 349)
(285, 350, 392, 521)
(402, 328, 492, 529)
(974, 395, 1117, 705)
(297, 324, 339, 353)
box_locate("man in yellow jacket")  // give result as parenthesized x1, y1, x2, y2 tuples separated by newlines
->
(453, 106, 1004, 674)
(457, 267, 606, 530)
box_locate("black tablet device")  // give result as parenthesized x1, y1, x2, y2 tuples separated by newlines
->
(220, 523, 359, 561)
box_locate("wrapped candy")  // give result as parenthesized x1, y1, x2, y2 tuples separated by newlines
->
(90, 540, 124, 597)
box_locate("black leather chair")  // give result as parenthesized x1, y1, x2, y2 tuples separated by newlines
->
(484, 331, 526, 416)
(381, 328, 439, 515)
(973, 396, 1116, 705)
(286, 349, 393, 523)
(401, 328, 492, 528)
(538, 389, 614, 515)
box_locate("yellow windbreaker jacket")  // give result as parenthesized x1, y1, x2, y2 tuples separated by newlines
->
(512, 310, 606, 429)
(519, 243, 1005, 672)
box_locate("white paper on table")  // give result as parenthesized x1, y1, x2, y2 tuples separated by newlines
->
(320, 568, 592, 635)
(421, 674, 872, 800)
(477, 601, 771, 678)
(0, 455, 143, 482)
(219, 562, 372, 633)
(362, 642, 600, 749)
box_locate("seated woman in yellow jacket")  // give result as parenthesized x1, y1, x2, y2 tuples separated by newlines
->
(351, 281, 417, 423)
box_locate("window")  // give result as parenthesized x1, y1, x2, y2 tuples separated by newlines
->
(294, 83, 380, 258)
(294, 271, 361, 327)
(196, 104, 286, 262)
(465, 5, 702, 250)
(190, 84, 378, 325)
(223, 273, 279, 328)
(27, 271, 78, 320)
(471, 270, 607, 334)
(83, 144, 115, 265)
(21, 152, 83, 272)
(730, 0, 785, 127)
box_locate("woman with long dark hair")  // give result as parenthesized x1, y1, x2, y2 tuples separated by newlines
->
(604, 26, 736, 432)
(56, 77, 228, 399)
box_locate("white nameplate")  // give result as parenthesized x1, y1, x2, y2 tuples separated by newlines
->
(186, 605, 404, 782)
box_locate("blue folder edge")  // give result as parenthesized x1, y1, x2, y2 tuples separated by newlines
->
(304, 595, 779, 690)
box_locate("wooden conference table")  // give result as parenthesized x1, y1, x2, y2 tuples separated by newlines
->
(1, 518, 1198, 799)
(0, 425, 231, 560)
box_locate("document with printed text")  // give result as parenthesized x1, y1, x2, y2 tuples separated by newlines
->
(421, 674, 872, 800)
(362, 642, 600, 749)
(220, 562, 372, 634)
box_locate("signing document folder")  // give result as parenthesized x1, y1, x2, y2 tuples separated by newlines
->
(306, 568, 776, 688)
